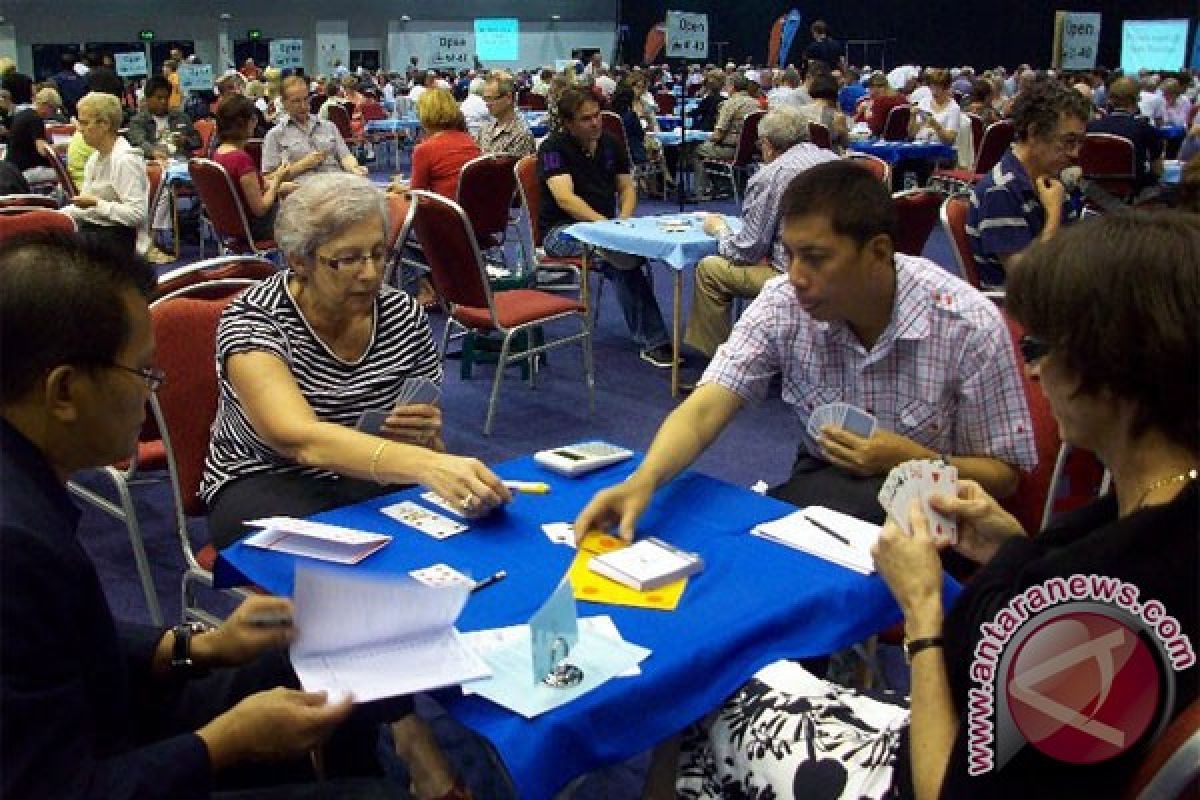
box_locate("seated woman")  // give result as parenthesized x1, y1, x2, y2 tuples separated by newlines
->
(34, 86, 68, 122)
(62, 91, 147, 256)
(796, 72, 850, 153)
(212, 94, 295, 240)
(4, 108, 59, 195)
(905, 67, 963, 181)
(965, 78, 1001, 129)
(671, 211, 1198, 799)
(626, 73, 674, 191)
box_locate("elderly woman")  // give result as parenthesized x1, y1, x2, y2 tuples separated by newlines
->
(63, 91, 147, 255)
(213, 94, 295, 240)
(669, 211, 1198, 799)
(393, 88, 480, 199)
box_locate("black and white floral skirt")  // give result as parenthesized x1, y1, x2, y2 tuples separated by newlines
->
(677, 661, 911, 800)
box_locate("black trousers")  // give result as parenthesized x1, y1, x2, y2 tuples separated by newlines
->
(77, 221, 136, 258)
(206, 470, 401, 550)
(768, 454, 887, 524)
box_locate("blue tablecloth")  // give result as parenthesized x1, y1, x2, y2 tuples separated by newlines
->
(164, 160, 191, 184)
(1158, 125, 1186, 142)
(656, 114, 681, 131)
(652, 129, 710, 147)
(216, 455, 950, 800)
(366, 117, 422, 134)
(849, 139, 957, 165)
(563, 214, 738, 271)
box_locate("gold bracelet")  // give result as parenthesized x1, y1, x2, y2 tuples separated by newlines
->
(369, 441, 390, 485)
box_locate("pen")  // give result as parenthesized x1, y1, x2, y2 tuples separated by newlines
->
(471, 570, 507, 593)
(247, 612, 294, 628)
(503, 480, 551, 494)
(802, 514, 851, 547)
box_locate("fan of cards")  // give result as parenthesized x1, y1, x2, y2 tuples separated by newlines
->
(356, 376, 441, 435)
(878, 459, 959, 545)
(807, 402, 877, 440)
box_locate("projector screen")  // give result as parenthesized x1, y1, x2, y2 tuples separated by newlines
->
(1120, 19, 1190, 72)
(475, 18, 519, 62)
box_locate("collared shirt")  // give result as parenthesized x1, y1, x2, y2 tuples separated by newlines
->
(261, 113, 352, 177)
(702, 255, 1037, 470)
(716, 142, 838, 272)
(477, 113, 536, 158)
(536, 130, 630, 233)
(966, 148, 1080, 288)
(63, 136, 148, 231)
(713, 94, 760, 143)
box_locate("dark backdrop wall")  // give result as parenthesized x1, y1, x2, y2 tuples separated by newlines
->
(623, 1, 1196, 70)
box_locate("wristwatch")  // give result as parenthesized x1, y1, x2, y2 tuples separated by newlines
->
(903, 635, 944, 664)
(171, 621, 210, 677)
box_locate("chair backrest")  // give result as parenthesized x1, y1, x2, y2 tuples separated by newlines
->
(43, 144, 77, 198)
(654, 93, 676, 115)
(891, 187, 944, 256)
(456, 153, 520, 248)
(846, 151, 891, 185)
(966, 113, 985, 162)
(600, 110, 629, 152)
(998, 313, 1063, 535)
(150, 294, 236, 517)
(309, 93, 325, 114)
(808, 121, 832, 150)
(187, 157, 258, 247)
(1123, 697, 1200, 800)
(973, 119, 1014, 175)
(45, 123, 76, 141)
(405, 190, 494, 315)
(1080, 132, 1137, 201)
(193, 118, 216, 157)
(359, 100, 388, 122)
(940, 192, 979, 289)
(153, 255, 278, 302)
(244, 138, 264, 171)
(515, 153, 547, 247)
(0, 208, 76, 239)
(385, 192, 413, 252)
(525, 92, 548, 111)
(145, 160, 164, 222)
(881, 104, 912, 141)
(326, 103, 355, 141)
(0, 194, 60, 210)
(731, 109, 766, 165)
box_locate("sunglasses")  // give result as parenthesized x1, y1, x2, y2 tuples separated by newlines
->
(1019, 334, 1050, 364)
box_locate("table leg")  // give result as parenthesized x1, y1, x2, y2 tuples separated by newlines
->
(671, 271, 681, 397)
(580, 246, 592, 316)
(171, 186, 180, 258)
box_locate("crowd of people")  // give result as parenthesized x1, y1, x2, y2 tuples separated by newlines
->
(0, 27, 1198, 800)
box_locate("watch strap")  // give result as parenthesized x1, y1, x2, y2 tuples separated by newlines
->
(904, 635, 944, 663)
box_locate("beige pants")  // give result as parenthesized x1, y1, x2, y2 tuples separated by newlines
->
(684, 255, 780, 357)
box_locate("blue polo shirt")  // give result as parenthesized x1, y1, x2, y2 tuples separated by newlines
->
(965, 148, 1080, 288)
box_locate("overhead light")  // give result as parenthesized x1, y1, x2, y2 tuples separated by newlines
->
(219, 12, 232, 20)
(551, 14, 561, 20)
(400, 14, 411, 21)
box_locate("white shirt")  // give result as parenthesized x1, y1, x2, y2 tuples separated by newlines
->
(913, 96, 961, 144)
(767, 86, 809, 110)
(409, 85, 426, 107)
(65, 137, 148, 232)
(1138, 90, 1167, 126)
(596, 75, 617, 97)
(909, 85, 933, 107)
(460, 94, 492, 137)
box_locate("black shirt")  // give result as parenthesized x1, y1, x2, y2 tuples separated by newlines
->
(1087, 111, 1164, 191)
(536, 130, 630, 233)
(804, 37, 844, 68)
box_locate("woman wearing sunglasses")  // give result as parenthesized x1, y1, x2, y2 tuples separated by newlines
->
(673, 211, 1198, 800)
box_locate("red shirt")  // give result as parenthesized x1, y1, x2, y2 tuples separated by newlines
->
(212, 147, 264, 216)
(410, 130, 480, 199)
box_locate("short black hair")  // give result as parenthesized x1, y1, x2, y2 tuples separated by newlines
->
(780, 160, 896, 246)
(1007, 211, 1200, 450)
(1010, 78, 1090, 142)
(2, 71, 33, 105)
(0, 233, 156, 404)
(144, 75, 171, 98)
(557, 87, 598, 122)
(808, 73, 839, 101)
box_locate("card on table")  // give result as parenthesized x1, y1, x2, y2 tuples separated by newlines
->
(421, 490, 469, 519)
(409, 562, 474, 588)
(381, 500, 468, 539)
(541, 522, 576, 547)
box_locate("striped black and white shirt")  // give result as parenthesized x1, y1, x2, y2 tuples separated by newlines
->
(200, 271, 441, 506)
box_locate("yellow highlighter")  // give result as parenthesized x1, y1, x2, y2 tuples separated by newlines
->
(503, 480, 551, 494)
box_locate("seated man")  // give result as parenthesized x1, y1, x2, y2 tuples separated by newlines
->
(262, 75, 368, 182)
(476, 73, 535, 158)
(691, 72, 760, 199)
(967, 79, 1090, 288)
(0, 233, 482, 800)
(575, 161, 1036, 541)
(538, 88, 676, 368)
(684, 107, 837, 365)
(126, 75, 202, 160)
(1087, 75, 1164, 195)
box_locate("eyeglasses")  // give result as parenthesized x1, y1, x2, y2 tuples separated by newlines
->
(108, 363, 166, 392)
(482, 94, 506, 103)
(1053, 133, 1086, 151)
(1018, 334, 1050, 365)
(316, 249, 387, 272)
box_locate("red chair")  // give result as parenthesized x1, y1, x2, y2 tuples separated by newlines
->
(0, 194, 60, 210)
(326, 103, 364, 151)
(881, 104, 912, 141)
(153, 255, 278, 303)
(309, 93, 326, 114)
(0, 208, 76, 239)
(244, 139, 264, 171)
(43, 144, 78, 199)
(846, 151, 891, 185)
(1123, 697, 1200, 800)
(654, 93, 676, 115)
(187, 157, 277, 258)
(403, 190, 594, 434)
(931, 119, 1015, 191)
(939, 192, 988, 293)
(456, 153, 520, 252)
(808, 121, 832, 150)
(600, 110, 664, 199)
(891, 187, 944, 257)
(514, 154, 583, 293)
(966, 112, 985, 163)
(701, 108, 766, 206)
(359, 99, 388, 122)
(1080, 132, 1137, 204)
(193, 118, 216, 158)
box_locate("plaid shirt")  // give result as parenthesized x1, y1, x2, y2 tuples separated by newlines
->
(703, 254, 1037, 470)
(477, 114, 536, 159)
(716, 142, 838, 272)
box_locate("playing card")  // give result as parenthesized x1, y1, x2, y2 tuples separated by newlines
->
(879, 459, 958, 543)
(541, 522, 576, 547)
(409, 562, 474, 588)
(925, 462, 959, 545)
(399, 376, 441, 406)
(841, 405, 877, 438)
(356, 410, 389, 435)
(380, 500, 468, 539)
(420, 491, 468, 518)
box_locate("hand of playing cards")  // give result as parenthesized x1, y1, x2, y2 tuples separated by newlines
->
(878, 459, 959, 545)
(357, 376, 442, 437)
(807, 401, 877, 440)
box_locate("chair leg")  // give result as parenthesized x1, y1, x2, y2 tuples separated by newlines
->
(484, 332, 514, 435)
(113, 476, 165, 626)
(581, 318, 595, 414)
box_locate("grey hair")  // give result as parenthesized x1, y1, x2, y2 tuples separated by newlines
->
(275, 174, 389, 261)
(488, 72, 515, 96)
(77, 91, 123, 131)
(758, 107, 809, 150)
(469, 77, 487, 95)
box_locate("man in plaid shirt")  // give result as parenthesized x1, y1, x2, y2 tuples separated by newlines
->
(576, 160, 1036, 536)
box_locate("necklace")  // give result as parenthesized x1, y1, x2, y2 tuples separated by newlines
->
(1134, 468, 1199, 509)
